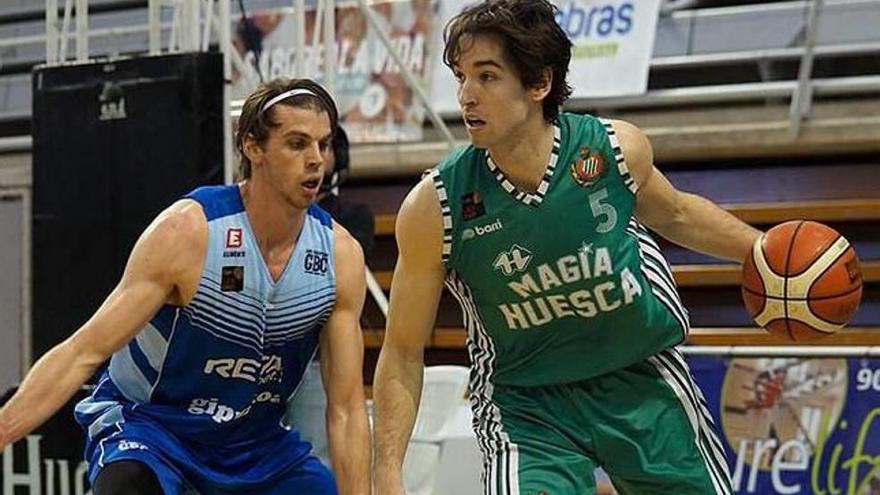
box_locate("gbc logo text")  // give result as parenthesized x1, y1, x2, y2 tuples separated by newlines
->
(462, 219, 503, 240)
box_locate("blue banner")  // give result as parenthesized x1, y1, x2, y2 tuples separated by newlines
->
(688, 356, 880, 495)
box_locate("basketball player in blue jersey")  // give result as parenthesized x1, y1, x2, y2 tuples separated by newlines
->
(0, 79, 371, 495)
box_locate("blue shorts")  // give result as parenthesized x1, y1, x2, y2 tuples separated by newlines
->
(93, 437, 335, 494)
(90, 430, 336, 494)
(80, 410, 335, 494)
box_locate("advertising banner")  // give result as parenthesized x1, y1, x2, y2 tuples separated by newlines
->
(232, 0, 440, 142)
(3, 358, 879, 494)
(689, 356, 880, 495)
(429, 0, 662, 115)
(1, 388, 91, 495)
(557, 0, 661, 98)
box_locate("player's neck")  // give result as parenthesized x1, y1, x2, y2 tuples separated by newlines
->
(238, 181, 306, 252)
(487, 116, 555, 192)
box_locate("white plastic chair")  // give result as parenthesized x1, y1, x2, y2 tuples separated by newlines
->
(403, 365, 470, 495)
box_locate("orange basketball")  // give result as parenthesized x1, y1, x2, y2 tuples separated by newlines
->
(742, 221, 863, 341)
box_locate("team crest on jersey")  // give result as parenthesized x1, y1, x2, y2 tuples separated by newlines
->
(570, 147, 605, 187)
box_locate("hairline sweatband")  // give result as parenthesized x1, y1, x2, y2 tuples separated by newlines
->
(260, 88, 319, 114)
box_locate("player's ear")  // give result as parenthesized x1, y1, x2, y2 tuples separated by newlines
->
(530, 68, 553, 103)
(242, 134, 265, 166)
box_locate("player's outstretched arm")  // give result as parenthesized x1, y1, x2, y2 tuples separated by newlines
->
(616, 120, 762, 262)
(0, 200, 206, 450)
(322, 224, 371, 495)
(372, 177, 446, 495)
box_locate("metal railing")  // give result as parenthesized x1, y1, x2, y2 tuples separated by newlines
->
(680, 346, 880, 357)
(0, 0, 877, 125)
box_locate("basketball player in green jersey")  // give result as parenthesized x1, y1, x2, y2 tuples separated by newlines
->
(373, 0, 761, 493)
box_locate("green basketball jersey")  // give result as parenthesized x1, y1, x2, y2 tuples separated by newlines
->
(429, 113, 688, 387)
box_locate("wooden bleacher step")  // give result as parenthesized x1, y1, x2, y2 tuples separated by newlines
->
(363, 327, 880, 349)
(373, 198, 880, 236)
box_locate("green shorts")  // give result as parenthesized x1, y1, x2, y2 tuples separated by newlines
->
(471, 348, 732, 495)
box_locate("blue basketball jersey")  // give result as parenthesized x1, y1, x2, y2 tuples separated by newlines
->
(75, 184, 338, 488)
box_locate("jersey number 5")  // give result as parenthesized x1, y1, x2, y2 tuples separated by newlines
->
(589, 188, 618, 233)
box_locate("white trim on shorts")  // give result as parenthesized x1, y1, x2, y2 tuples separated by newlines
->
(647, 348, 733, 495)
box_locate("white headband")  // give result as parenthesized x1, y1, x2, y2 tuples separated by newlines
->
(260, 88, 318, 114)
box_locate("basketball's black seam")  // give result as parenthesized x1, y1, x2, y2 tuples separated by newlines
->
(783, 221, 805, 340)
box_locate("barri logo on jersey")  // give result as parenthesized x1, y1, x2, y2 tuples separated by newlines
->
(304, 249, 329, 275)
(221, 266, 244, 292)
(570, 147, 605, 187)
(493, 244, 533, 275)
(497, 242, 643, 330)
(461, 190, 486, 220)
(463, 218, 504, 241)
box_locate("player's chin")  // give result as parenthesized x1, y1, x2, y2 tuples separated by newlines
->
(467, 133, 491, 149)
(284, 192, 314, 210)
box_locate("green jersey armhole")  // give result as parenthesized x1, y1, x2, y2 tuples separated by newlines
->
(597, 117, 639, 196)
(424, 168, 453, 265)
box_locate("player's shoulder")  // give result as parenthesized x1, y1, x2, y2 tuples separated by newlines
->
(185, 184, 246, 222)
(608, 119, 653, 166)
(400, 173, 442, 222)
(435, 143, 482, 174)
(559, 111, 606, 133)
(331, 221, 365, 271)
(565, 113, 652, 164)
(389, 176, 444, 265)
(126, 199, 208, 287)
(145, 199, 209, 256)
(333, 220, 364, 259)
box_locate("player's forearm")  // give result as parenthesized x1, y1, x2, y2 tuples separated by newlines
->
(0, 338, 102, 447)
(371, 344, 425, 487)
(327, 403, 371, 495)
(655, 192, 761, 263)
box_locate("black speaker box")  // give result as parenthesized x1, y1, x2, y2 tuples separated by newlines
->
(31, 52, 224, 360)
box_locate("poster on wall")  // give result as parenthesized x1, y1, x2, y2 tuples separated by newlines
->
(689, 356, 880, 495)
(232, 0, 440, 143)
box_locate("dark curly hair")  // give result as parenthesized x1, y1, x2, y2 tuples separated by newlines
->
(443, 0, 572, 123)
